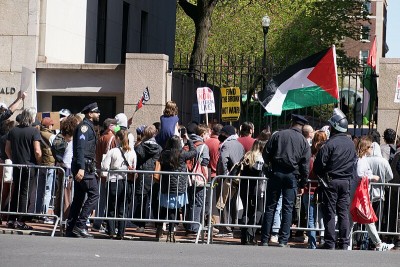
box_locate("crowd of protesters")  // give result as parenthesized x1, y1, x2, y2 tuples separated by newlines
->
(0, 95, 399, 251)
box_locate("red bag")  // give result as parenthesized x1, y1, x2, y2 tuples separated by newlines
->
(350, 177, 378, 224)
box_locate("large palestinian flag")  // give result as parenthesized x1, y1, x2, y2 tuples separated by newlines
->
(258, 46, 339, 116)
(361, 36, 377, 125)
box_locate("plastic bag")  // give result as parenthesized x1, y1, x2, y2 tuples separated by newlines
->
(350, 177, 378, 224)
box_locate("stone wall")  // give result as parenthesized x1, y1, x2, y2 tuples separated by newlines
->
(124, 53, 171, 132)
(377, 58, 400, 138)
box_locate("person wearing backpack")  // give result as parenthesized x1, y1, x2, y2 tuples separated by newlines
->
(134, 125, 162, 233)
(185, 123, 210, 235)
(53, 115, 81, 220)
(33, 117, 56, 223)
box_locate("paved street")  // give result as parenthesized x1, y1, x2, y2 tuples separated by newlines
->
(0, 234, 398, 267)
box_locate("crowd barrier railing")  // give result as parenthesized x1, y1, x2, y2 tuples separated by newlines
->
(206, 175, 268, 244)
(67, 169, 207, 243)
(0, 163, 66, 237)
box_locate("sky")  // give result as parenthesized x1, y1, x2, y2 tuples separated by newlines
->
(386, 0, 400, 58)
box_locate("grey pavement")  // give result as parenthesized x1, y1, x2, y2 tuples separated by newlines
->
(0, 235, 399, 267)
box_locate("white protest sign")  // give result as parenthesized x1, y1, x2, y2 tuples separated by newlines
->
(394, 75, 400, 103)
(196, 87, 215, 114)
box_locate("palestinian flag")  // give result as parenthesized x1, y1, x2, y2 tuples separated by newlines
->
(258, 46, 339, 116)
(361, 36, 377, 125)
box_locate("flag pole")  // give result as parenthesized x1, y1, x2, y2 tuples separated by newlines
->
(396, 110, 400, 147)
(205, 111, 209, 126)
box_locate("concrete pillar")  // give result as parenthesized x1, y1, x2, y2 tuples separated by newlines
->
(124, 53, 171, 132)
(377, 58, 400, 137)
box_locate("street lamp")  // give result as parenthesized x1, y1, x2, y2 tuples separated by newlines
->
(261, 14, 270, 88)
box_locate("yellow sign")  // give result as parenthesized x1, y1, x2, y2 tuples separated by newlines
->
(221, 87, 240, 121)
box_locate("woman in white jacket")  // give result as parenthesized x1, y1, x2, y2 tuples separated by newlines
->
(355, 137, 393, 251)
(101, 129, 137, 239)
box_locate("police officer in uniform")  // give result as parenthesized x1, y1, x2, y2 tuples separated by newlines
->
(313, 108, 356, 249)
(66, 102, 100, 238)
(260, 114, 311, 247)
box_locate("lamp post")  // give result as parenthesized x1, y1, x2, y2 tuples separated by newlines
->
(262, 14, 270, 89)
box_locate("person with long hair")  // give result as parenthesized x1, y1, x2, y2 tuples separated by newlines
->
(5, 107, 42, 230)
(155, 101, 179, 148)
(355, 136, 394, 251)
(157, 134, 196, 241)
(239, 139, 267, 245)
(101, 129, 137, 239)
(303, 130, 327, 249)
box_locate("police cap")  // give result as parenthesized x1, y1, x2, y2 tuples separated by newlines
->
(81, 102, 100, 114)
(291, 114, 308, 126)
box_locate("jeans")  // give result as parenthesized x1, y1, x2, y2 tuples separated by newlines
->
(272, 194, 282, 235)
(261, 171, 297, 244)
(186, 187, 205, 232)
(93, 181, 107, 229)
(302, 193, 324, 249)
(28, 168, 55, 214)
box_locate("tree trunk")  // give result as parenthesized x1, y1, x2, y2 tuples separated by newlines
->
(189, 12, 212, 71)
(179, 0, 217, 72)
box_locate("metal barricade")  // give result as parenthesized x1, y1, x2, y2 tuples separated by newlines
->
(207, 175, 268, 244)
(350, 182, 400, 249)
(85, 169, 206, 243)
(0, 163, 66, 237)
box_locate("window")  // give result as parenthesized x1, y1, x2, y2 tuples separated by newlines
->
(140, 11, 148, 53)
(121, 2, 130, 64)
(96, 0, 108, 63)
(361, 25, 370, 42)
(360, 50, 369, 65)
(363, 0, 372, 14)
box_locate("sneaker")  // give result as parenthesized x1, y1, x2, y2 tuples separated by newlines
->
(15, 221, 33, 231)
(376, 243, 395, 251)
(43, 217, 55, 225)
(136, 227, 145, 233)
(215, 231, 233, 238)
(278, 243, 290, 248)
(156, 226, 164, 239)
(212, 227, 220, 235)
(270, 235, 279, 243)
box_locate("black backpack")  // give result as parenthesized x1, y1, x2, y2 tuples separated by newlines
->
(51, 133, 67, 163)
(388, 144, 397, 164)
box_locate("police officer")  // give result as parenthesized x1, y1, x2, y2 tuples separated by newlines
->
(313, 108, 356, 249)
(66, 102, 100, 238)
(260, 114, 311, 247)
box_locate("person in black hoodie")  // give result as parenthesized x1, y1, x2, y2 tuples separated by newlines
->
(134, 125, 162, 232)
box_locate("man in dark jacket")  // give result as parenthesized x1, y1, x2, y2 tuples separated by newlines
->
(260, 114, 311, 247)
(134, 125, 162, 232)
(313, 108, 356, 250)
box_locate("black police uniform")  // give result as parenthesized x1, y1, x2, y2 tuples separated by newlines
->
(260, 116, 311, 246)
(66, 104, 99, 236)
(313, 132, 356, 249)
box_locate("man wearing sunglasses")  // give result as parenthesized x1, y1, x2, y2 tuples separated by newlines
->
(66, 102, 100, 238)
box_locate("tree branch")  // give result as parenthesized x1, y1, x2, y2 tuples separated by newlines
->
(178, 0, 198, 21)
